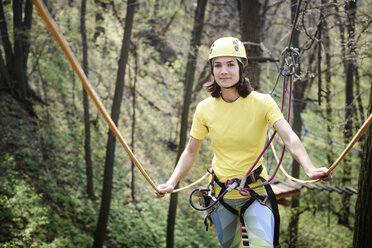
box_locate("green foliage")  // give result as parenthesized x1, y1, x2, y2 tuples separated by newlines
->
(0, 155, 49, 248)
(279, 194, 355, 248)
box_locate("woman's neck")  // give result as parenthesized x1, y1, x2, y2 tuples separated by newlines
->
(221, 88, 239, 102)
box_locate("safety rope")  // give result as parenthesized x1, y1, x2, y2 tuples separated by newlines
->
(32, 0, 160, 193)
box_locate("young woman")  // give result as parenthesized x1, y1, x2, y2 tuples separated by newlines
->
(156, 37, 332, 248)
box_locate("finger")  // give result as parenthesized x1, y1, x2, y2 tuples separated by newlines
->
(155, 192, 165, 198)
(321, 172, 332, 181)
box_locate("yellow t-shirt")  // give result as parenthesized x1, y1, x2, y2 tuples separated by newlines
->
(190, 91, 284, 199)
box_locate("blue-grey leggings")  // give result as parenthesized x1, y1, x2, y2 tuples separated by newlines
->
(210, 195, 275, 248)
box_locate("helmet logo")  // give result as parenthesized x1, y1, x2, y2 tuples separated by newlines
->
(233, 40, 239, 52)
(209, 43, 214, 54)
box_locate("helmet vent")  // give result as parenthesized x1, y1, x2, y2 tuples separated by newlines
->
(233, 40, 239, 51)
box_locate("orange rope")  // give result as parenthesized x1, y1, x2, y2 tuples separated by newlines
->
(32, 0, 160, 193)
(326, 113, 372, 175)
(271, 113, 371, 183)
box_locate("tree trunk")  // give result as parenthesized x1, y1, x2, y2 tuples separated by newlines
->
(23, 0, 32, 73)
(81, 0, 94, 199)
(322, 0, 335, 171)
(130, 44, 139, 203)
(352, 85, 372, 247)
(339, 0, 357, 226)
(0, 1, 11, 87)
(239, 0, 261, 89)
(1, 0, 34, 105)
(0, 49, 11, 88)
(287, 38, 317, 248)
(12, 0, 33, 99)
(288, 1, 304, 247)
(12, 0, 25, 97)
(0, 1, 13, 71)
(317, 2, 323, 106)
(354, 66, 364, 133)
(166, 0, 207, 247)
(93, 1, 136, 247)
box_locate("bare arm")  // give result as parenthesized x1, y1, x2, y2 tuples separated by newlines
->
(274, 119, 332, 181)
(156, 137, 203, 198)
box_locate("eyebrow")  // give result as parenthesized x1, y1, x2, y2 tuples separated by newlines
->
(214, 60, 236, 64)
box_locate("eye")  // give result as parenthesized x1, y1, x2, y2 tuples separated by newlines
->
(213, 63, 221, 68)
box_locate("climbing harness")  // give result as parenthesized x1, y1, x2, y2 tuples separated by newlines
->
(206, 166, 281, 247)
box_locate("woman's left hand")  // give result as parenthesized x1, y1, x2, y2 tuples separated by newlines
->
(307, 167, 333, 181)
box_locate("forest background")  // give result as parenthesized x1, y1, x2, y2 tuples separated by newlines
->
(0, 0, 371, 247)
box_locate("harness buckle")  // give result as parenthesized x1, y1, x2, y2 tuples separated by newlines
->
(250, 173, 257, 183)
(239, 174, 247, 190)
(225, 178, 239, 192)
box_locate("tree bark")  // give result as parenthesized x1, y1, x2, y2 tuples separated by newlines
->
(322, 0, 335, 171)
(93, 1, 136, 247)
(352, 85, 372, 247)
(1, 0, 33, 104)
(239, 0, 261, 89)
(339, 0, 357, 226)
(354, 66, 365, 130)
(81, 0, 94, 199)
(0, 49, 12, 88)
(13, 0, 27, 97)
(317, 2, 323, 106)
(23, 0, 32, 72)
(0, 0, 13, 71)
(288, 1, 304, 247)
(130, 44, 139, 203)
(166, 0, 207, 247)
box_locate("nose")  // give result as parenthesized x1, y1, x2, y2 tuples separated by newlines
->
(220, 65, 228, 74)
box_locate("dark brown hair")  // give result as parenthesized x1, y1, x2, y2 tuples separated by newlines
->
(204, 62, 254, 98)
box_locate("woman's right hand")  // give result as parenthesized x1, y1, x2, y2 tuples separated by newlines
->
(155, 184, 174, 198)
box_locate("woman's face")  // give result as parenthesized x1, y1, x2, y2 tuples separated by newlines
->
(213, 56, 240, 89)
